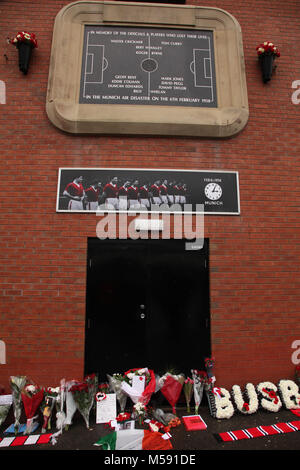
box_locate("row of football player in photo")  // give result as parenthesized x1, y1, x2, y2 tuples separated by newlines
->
(62, 175, 188, 210)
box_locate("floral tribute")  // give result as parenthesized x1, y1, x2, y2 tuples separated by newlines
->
(207, 379, 300, 419)
(107, 373, 128, 412)
(256, 382, 282, 413)
(40, 386, 60, 433)
(191, 370, 207, 414)
(95, 382, 110, 402)
(207, 387, 235, 419)
(10, 31, 38, 48)
(21, 383, 44, 434)
(0, 389, 11, 429)
(158, 372, 185, 415)
(133, 402, 147, 425)
(113, 368, 156, 406)
(278, 379, 300, 409)
(2, 366, 300, 449)
(231, 383, 259, 415)
(256, 41, 280, 57)
(183, 377, 194, 413)
(10, 375, 27, 435)
(69, 373, 98, 429)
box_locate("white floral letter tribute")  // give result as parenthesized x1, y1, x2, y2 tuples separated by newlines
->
(256, 382, 282, 413)
(208, 379, 300, 419)
(232, 383, 259, 414)
(278, 380, 300, 409)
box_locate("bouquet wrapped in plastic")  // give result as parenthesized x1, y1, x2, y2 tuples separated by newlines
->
(10, 375, 27, 434)
(158, 372, 185, 414)
(21, 383, 44, 434)
(121, 368, 156, 405)
(183, 377, 194, 413)
(69, 373, 98, 429)
(41, 386, 60, 433)
(191, 369, 207, 414)
(0, 388, 11, 428)
(132, 402, 147, 425)
(107, 374, 128, 412)
(64, 380, 78, 428)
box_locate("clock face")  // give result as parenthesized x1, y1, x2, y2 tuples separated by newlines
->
(204, 183, 222, 201)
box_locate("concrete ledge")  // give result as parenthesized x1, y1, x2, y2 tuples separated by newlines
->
(46, 1, 249, 137)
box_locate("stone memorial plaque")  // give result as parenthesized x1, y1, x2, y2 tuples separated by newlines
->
(47, 2, 249, 136)
(79, 26, 217, 107)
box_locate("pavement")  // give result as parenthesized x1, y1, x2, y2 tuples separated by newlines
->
(1, 397, 300, 458)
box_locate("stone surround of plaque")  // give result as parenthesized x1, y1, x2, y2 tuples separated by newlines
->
(46, 1, 249, 137)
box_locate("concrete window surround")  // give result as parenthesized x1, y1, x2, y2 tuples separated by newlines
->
(46, 1, 249, 137)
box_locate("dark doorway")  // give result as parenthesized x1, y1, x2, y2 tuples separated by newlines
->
(84, 238, 211, 381)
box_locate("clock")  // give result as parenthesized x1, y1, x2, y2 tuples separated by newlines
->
(204, 183, 222, 201)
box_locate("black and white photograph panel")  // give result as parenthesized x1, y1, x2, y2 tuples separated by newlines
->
(56, 168, 240, 215)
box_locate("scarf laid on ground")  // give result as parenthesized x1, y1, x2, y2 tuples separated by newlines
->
(214, 420, 300, 442)
(0, 433, 52, 447)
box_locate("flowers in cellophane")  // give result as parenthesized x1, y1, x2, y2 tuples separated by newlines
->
(121, 368, 156, 405)
(123, 368, 151, 386)
(191, 370, 207, 414)
(183, 377, 194, 413)
(256, 41, 280, 57)
(69, 374, 98, 429)
(107, 374, 127, 412)
(10, 31, 38, 48)
(41, 386, 60, 433)
(10, 376, 27, 435)
(0, 388, 11, 428)
(21, 383, 44, 434)
(158, 372, 185, 415)
(133, 402, 147, 424)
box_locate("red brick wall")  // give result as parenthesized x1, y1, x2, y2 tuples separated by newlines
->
(0, 0, 299, 391)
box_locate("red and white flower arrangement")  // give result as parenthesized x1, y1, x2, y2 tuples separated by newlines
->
(133, 401, 147, 424)
(158, 372, 185, 415)
(21, 383, 44, 434)
(95, 382, 110, 402)
(256, 41, 280, 57)
(10, 31, 38, 48)
(69, 373, 98, 429)
(121, 368, 156, 405)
